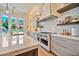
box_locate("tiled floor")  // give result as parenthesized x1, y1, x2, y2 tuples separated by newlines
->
(38, 46, 55, 56)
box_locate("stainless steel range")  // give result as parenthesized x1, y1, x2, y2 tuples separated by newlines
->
(38, 32, 51, 51)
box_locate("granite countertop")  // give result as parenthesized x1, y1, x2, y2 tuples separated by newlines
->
(51, 34, 79, 41)
(0, 34, 39, 56)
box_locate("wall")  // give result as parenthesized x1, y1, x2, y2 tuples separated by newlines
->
(27, 4, 42, 32)
(0, 10, 28, 33)
(40, 7, 79, 34)
(39, 4, 50, 20)
(51, 3, 64, 16)
(40, 19, 57, 33)
(27, 3, 64, 32)
(0, 11, 28, 47)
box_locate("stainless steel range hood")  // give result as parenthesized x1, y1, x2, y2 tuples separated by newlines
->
(38, 15, 58, 22)
(38, 4, 58, 22)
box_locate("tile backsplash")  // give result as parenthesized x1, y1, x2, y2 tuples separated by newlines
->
(40, 7, 79, 35)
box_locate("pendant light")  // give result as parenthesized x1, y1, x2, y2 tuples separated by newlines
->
(6, 3, 9, 13)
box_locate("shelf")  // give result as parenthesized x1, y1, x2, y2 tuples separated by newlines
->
(57, 3, 79, 13)
(57, 21, 79, 26)
(38, 15, 58, 22)
(37, 26, 43, 28)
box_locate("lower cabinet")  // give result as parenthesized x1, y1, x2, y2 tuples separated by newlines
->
(51, 36, 79, 56)
(51, 43, 72, 56)
(16, 48, 38, 56)
(66, 39, 79, 55)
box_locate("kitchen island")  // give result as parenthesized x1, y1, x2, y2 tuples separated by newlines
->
(0, 34, 39, 56)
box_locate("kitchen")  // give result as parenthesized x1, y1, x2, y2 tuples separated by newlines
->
(0, 3, 79, 56)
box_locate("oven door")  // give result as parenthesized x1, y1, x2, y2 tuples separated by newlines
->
(41, 38, 48, 46)
(40, 36, 50, 51)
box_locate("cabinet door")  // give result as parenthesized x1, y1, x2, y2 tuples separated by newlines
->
(51, 42, 72, 56)
(52, 36, 67, 48)
(66, 39, 79, 56)
(51, 36, 73, 56)
(51, 37, 60, 55)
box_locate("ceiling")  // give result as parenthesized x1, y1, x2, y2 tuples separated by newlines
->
(0, 3, 42, 14)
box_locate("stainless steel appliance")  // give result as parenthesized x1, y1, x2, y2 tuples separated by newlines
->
(39, 32, 51, 51)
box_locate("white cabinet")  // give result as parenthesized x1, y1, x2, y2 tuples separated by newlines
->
(52, 36, 67, 48)
(52, 43, 72, 56)
(66, 39, 79, 55)
(51, 36, 72, 56)
(51, 36, 79, 56)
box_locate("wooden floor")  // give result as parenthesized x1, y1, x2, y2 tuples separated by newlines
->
(38, 46, 55, 56)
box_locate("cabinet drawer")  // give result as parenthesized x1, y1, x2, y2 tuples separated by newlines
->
(51, 43, 72, 56)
